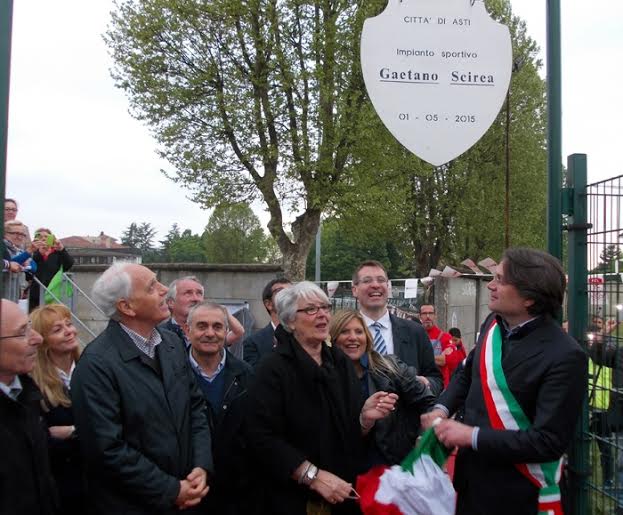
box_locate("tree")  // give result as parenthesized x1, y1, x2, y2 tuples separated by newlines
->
(203, 203, 269, 263)
(120, 222, 158, 253)
(591, 243, 623, 273)
(106, 0, 386, 280)
(327, 0, 547, 276)
(305, 217, 408, 281)
(169, 229, 207, 262)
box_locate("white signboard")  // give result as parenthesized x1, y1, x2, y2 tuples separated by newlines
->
(404, 278, 419, 299)
(361, 0, 512, 166)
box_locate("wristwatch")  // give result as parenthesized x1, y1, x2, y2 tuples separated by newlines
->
(302, 464, 319, 486)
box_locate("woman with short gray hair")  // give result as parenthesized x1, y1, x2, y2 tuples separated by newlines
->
(246, 281, 397, 515)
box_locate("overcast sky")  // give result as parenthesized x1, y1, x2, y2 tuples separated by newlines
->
(5, 1, 622, 242)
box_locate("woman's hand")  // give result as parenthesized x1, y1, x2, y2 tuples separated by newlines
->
(310, 469, 353, 505)
(49, 425, 75, 440)
(361, 391, 399, 429)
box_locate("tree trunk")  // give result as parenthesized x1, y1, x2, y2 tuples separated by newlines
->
(277, 211, 321, 281)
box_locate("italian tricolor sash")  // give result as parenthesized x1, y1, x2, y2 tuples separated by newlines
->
(479, 320, 563, 515)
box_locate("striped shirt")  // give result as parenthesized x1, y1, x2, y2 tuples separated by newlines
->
(120, 324, 162, 359)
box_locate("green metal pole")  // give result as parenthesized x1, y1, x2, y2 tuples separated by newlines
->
(565, 153, 589, 515)
(547, 0, 563, 258)
(0, 0, 13, 239)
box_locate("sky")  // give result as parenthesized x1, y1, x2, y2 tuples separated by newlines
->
(5, 1, 623, 242)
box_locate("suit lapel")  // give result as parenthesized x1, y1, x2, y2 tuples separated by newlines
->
(502, 331, 545, 374)
(389, 315, 406, 355)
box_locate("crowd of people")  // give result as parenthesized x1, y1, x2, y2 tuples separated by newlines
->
(2, 198, 74, 310)
(0, 241, 587, 514)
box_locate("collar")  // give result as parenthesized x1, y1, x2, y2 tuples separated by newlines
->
(0, 375, 23, 401)
(497, 315, 541, 338)
(359, 352, 370, 371)
(271, 321, 278, 331)
(56, 362, 76, 390)
(119, 323, 162, 359)
(361, 310, 390, 329)
(190, 348, 227, 382)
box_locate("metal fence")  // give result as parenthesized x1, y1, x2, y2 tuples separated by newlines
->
(566, 165, 623, 514)
(584, 175, 623, 514)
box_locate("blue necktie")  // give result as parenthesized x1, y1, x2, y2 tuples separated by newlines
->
(371, 322, 387, 355)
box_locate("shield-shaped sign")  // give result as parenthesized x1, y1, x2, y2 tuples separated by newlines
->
(361, 0, 512, 166)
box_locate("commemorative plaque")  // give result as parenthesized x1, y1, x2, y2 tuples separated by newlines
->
(361, 0, 512, 166)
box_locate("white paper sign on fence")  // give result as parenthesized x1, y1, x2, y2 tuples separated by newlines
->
(327, 281, 340, 298)
(361, 0, 512, 166)
(404, 278, 419, 299)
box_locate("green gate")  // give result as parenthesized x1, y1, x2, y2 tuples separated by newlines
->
(566, 154, 623, 514)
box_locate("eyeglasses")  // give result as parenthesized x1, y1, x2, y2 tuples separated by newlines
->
(420, 312, 435, 316)
(5, 231, 27, 237)
(0, 321, 33, 340)
(4, 207, 17, 212)
(296, 304, 332, 316)
(357, 276, 388, 285)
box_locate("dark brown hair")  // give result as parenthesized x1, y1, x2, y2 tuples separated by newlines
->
(501, 247, 565, 317)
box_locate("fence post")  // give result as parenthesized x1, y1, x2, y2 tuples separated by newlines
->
(565, 153, 589, 514)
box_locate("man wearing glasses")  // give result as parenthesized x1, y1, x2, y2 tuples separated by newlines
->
(351, 260, 442, 395)
(0, 299, 58, 514)
(3, 220, 37, 272)
(243, 277, 292, 368)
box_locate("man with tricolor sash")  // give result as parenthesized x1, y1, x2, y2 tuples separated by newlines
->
(422, 248, 587, 515)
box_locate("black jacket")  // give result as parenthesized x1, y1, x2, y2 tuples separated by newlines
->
(246, 326, 364, 515)
(439, 314, 587, 515)
(42, 399, 86, 515)
(0, 375, 59, 515)
(70, 322, 213, 515)
(368, 356, 436, 464)
(390, 314, 443, 395)
(242, 323, 275, 368)
(29, 248, 74, 310)
(193, 350, 255, 515)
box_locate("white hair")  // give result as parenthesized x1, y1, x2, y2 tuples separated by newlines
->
(166, 275, 204, 302)
(187, 301, 229, 331)
(275, 281, 330, 332)
(92, 262, 134, 320)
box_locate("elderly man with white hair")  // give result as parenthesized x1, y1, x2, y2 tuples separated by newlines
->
(70, 262, 213, 515)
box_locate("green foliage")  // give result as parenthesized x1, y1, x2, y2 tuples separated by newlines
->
(327, 0, 547, 276)
(591, 244, 623, 274)
(203, 204, 270, 263)
(121, 222, 158, 252)
(108, 0, 548, 277)
(106, 0, 388, 279)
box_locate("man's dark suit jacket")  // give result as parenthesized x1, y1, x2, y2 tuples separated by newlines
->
(438, 313, 587, 515)
(159, 317, 189, 348)
(243, 323, 275, 368)
(1, 375, 58, 515)
(390, 314, 443, 395)
(71, 321, 213, 515)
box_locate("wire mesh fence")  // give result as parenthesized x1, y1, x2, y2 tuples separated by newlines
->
(585, 175, 623, 514)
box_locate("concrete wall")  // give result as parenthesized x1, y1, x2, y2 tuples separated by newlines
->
(69, 263, 284, 341)
(434, 275, 491, 351)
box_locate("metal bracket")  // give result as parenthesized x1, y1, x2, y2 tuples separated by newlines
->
(564, 223, 593, 232)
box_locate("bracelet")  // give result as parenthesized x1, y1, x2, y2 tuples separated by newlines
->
(359, 412, 374, 431)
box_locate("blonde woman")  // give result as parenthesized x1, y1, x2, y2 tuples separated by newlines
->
(31, 304, 85, 515)
(329, 310, 436, 466)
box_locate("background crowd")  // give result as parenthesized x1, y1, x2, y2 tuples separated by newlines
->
(2, 197, 74, 311)
(1, 216, 586, 515)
